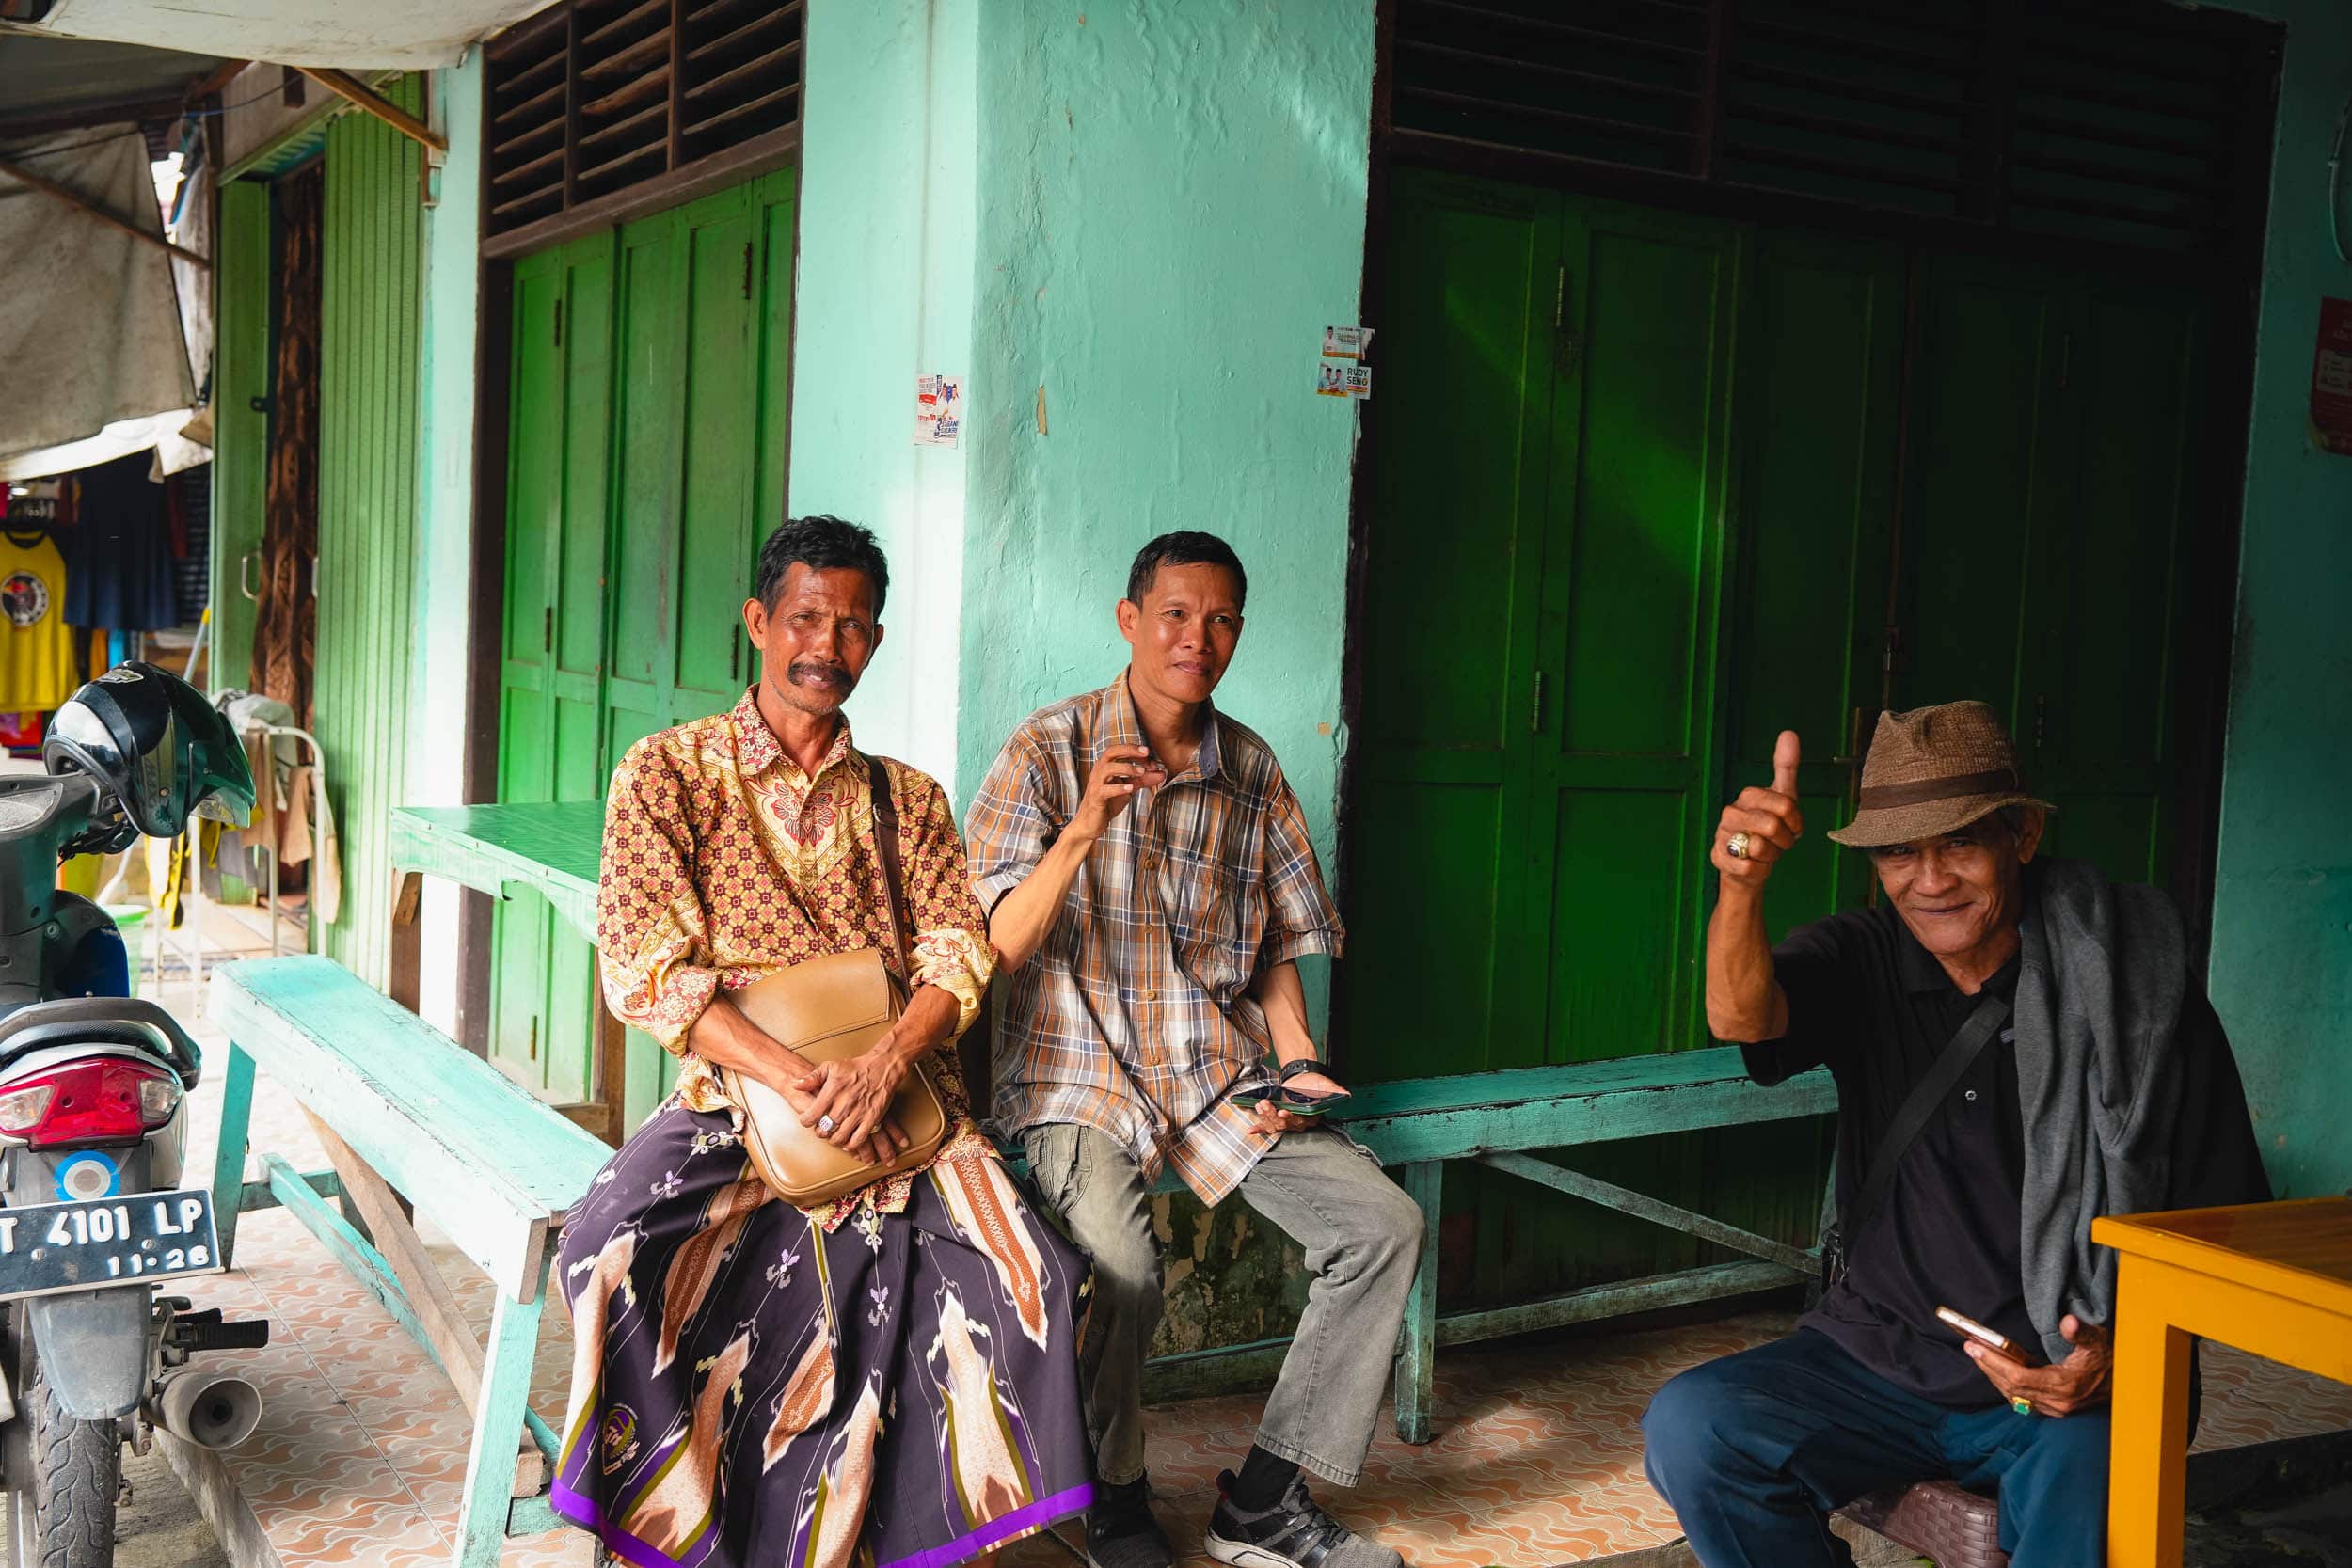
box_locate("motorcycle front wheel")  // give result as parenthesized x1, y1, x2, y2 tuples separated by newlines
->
(9, 1347, 116, 1568)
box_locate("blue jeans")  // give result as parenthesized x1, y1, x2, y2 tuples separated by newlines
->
(1642, 1328, 2108, 1568)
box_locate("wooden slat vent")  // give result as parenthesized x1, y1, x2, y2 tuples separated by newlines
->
(1387, 0, 2276, 255)
(486, 0, 804, 238)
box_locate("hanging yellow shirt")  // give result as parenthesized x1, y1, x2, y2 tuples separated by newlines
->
(0, 531, 81, 712)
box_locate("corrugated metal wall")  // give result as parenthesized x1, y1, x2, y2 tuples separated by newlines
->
(312, 77, 423, 987)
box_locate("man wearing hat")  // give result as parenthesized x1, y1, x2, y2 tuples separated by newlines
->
(1642, 702, 2268, 1568)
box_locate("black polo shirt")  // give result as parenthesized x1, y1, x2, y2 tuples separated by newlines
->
(1737, 892, 2265, 1408)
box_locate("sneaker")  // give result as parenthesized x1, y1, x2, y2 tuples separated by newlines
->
(1204, 1470, 1404, 1568)
(1088, 1473, 1174, 1568)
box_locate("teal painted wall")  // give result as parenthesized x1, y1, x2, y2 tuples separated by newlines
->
(787, 0, 978, 788)
(959, 0, 1376, 1031)
(411, 56, 488, 1035)
(2201, 0, 2352, 1198)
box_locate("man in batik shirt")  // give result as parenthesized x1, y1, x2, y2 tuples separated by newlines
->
(551, 516, 1093, 1568)
(968, 531, 1423, 1568)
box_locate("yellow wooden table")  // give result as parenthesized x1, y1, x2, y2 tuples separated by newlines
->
(2096, 1196, 2352, 1566)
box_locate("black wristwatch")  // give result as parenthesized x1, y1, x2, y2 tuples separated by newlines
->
(1277, 1057, 1326, 1084)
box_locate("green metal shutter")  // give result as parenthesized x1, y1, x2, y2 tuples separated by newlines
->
(313, 77, 425, 988)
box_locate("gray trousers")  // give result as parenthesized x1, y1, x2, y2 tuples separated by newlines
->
(1022, 1121, 1424, 1489)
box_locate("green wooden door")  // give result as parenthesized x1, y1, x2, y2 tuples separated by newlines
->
(1348, 171, 2206, 1303)
(489, 168, 797, 1116)
(314, 75, 425, 990)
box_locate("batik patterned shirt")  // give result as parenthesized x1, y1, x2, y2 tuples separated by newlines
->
(597, 689, 997, 1227)
(965, 675, 1344, 1204)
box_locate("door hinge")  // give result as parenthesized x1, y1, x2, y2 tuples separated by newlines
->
(553, 299, 563, 349)
(1529, 669, 1546, 733)
(742, 242, 754, 301)
(2034, 693, 2048, 751)
(528, 1017, 538, 1062)
(1553, 263, 1566, 329)
(1883, 623, 1904, 676)
(543, 605, 553, 653)
(730, 637, 740, 683)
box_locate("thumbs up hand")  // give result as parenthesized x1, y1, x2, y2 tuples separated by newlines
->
(1713, 731, 1805, 890)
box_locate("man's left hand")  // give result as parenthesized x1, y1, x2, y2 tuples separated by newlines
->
(796, 1047, 914, 1163)
(1249, 1069, 1347, 1136)
(1967, 1313, 2113, 1418)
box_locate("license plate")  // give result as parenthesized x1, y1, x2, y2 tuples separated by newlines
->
(0, 1190, 221, 1302)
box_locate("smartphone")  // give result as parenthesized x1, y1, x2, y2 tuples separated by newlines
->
(1936, 1305, 2032, 1362)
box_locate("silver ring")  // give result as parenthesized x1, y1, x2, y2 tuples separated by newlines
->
(1726, 831, 1752, 861)
(817, 1115, 835, 1134)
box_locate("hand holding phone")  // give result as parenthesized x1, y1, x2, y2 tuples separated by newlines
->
(1936, 1305, 2039, 1366)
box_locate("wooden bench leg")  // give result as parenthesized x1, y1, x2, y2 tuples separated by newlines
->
(1394, 1160, 1441, 1445)
(455, 1253, 549, 1568)
(207, 1044, 258, 1268)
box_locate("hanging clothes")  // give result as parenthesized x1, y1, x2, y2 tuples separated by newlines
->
(61, 451, 183, 632)
(0, 528, 83, 711)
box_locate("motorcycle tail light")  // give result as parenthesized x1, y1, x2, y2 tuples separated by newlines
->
(0, 1060, 176, 1147)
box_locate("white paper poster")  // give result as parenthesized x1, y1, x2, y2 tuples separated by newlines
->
(1317, 327, 1374, 398)
(914, 374, 962, 446)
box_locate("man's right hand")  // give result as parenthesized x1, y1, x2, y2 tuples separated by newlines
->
(1712, 730, 1804, 891)
(1069, 744, 1168, 842)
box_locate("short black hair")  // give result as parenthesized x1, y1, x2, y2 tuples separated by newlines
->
(1124, 531, 1247, 610)
(755, 515, 889, 617)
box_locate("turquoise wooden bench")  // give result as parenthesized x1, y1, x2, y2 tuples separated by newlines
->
(1073, 1050, 1836, 1441)
(205, 956, 611, 1568)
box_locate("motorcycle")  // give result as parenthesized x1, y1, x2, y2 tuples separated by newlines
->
(0, 663, 273, 1568)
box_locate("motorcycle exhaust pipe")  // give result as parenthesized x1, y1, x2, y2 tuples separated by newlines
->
(149, 1371, 262, 1451)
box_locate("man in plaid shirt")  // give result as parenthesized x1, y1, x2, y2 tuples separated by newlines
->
(968, 532, 1422, 1568)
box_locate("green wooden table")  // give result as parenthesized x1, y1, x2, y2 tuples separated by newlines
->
(389, 802, 601, 941)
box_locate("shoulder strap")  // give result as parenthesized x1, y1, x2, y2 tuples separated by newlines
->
(1847, 990, 2012, 1237)
(865, 752, 911, 971)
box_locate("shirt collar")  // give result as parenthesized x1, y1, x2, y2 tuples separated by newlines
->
(1894, 916, 2021, 998)
(729, 687, 855, 784)
(1104, 672, 1223, 787)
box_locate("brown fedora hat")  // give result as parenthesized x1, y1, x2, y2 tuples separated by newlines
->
(1827, 701, 2054, 848)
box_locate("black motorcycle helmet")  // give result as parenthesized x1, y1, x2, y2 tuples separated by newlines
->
(42, 663, 256, 839)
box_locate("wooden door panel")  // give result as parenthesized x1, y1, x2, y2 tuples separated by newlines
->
(1537, 199, 1739, 1062)
(677, 200, 759, 706)
(2026, 286, 2199, 884)
(1345, 170, 1561, 1084)
(1553, 215, 1731, 762)
(1896, 265, 2066, 723)
(608, 214, 688, 698)
(1721, 232, 1906, 936)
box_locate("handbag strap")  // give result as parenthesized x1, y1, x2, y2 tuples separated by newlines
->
(864, 752, 911, 973)
(1846, 990, 2011, 1239)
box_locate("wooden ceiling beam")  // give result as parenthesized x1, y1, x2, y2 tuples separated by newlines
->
(293, 68, 447, 154)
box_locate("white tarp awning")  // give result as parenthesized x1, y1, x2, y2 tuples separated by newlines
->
(16, 0, 562, 69)
(0, 123, 196, 467)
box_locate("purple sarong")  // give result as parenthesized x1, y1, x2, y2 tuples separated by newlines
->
(550, 1102, 1095, 1568)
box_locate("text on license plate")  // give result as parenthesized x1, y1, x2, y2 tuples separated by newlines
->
(0, 1191, 220, 1300)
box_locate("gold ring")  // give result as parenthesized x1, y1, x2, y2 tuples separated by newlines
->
(2010, 1396, 2034, 1417)
(1726, 831, 1753, 861)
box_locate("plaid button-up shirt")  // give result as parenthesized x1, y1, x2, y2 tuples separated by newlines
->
(965, 675, 1344, 1204)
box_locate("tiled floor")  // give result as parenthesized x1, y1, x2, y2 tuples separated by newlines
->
(153, 967, 2352, 1568)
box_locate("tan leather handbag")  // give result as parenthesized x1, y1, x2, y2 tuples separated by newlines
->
(718, 755, 948, 1207)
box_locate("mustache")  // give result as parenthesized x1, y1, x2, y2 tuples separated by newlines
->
(787, 658, 855, 688)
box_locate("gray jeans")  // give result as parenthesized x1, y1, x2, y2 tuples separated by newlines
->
(1021, 1122, 1424, 1489)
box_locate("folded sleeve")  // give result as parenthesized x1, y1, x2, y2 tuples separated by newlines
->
(1259, 768, 1343, 967)
(964, 727, 1065, 911)
(596, 737, 722, 1054)
(891, 766, 998, 1042)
